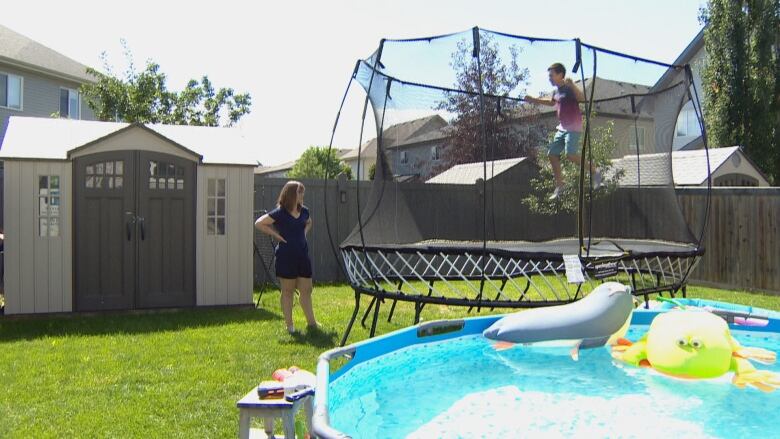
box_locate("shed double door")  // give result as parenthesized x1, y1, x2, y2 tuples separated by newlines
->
(74, 151, 196, 311)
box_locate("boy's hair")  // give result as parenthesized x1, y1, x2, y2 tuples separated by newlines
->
(278, 181, 305, 213)
(548, 63, 566, 76)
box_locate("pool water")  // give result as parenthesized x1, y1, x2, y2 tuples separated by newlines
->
(328, 327, 780, 438)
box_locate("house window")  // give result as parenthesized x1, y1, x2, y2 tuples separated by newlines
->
(431, 145, 440, 161)
(628, 126, 646, 149)
(675, 107, 701, 137)
(400, 150, 408, 164)
(60, 88, 80, 119)
(207, 178, 226, 235)
(38, 175, 61, 237)
(0, 72, 23, 110)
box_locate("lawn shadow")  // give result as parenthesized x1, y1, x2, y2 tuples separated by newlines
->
(0, 306, 283, 342)
(280, 326, 339, 349)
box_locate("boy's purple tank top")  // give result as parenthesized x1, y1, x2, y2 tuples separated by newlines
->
(554, 84, 583, 132)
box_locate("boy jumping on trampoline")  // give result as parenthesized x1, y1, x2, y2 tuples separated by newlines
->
(524, 63, 602, 200)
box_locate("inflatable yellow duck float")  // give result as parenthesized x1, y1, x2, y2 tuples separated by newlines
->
(612, 308, 780, 392)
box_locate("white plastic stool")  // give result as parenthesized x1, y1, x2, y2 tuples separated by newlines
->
(237, 388, 313, 439)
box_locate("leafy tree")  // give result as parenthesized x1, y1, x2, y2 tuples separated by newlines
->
(699, 0, 780, 183)
(523, 120, 624, 215)
(80, 41, 251, 126)
(435, 32, 540, 172)
(288, 147, 352, 180)
(368, 162, 377, 180)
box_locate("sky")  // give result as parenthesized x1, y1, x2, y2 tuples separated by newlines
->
(4, 0, 706, 166)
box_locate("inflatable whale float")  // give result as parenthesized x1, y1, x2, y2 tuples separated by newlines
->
(483, 282, 634, 360)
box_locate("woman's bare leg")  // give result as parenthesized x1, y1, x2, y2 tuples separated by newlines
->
(297, 277, 318, 327)
(279, 278, 297, 332)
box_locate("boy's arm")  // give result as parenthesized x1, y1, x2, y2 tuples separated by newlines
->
(565, 78, 586, 102)
(524, 95, 556, 106)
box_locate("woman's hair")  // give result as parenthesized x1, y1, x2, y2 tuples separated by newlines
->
(277, 181, 305, 213)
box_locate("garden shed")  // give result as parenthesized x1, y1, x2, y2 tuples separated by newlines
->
(1, 116, 257, 314)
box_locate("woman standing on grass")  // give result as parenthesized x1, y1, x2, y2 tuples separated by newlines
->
(255, 181, 318, 334)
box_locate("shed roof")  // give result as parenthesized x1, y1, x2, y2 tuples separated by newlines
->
(426, 157, 529, 184)
(0, 117, 260, 166)
(610, 146, 754, 186)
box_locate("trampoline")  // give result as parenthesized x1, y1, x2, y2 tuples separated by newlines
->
(323, 27, 711, 345)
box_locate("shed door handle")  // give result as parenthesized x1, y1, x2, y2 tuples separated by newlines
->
(138, 217, 146, 241)
(125, 212, 135, 241)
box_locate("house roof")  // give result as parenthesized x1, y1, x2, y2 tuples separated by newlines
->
(653, 27, 705, 91)
(255, 160, 295, 175)
(426, 157, 529, 184)
(255, 148, 350, 175)
(342, 115, 449, 161)
(0, 116, 259, 166)
(0, 24, 95, 83)
(610, 146, 748, 186)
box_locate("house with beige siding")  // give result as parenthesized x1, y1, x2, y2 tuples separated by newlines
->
(1, 116, 257, 314)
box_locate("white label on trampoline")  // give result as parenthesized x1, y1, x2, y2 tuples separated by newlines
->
(563, 255, 585, 284)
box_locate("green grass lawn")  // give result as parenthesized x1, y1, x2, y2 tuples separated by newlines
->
(1, 283, 779, 438)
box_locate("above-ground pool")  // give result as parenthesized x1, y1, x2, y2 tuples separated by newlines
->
(314, 301, 780, 438)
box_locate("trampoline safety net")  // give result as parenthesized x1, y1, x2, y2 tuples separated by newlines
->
(327, 28, 710, 341)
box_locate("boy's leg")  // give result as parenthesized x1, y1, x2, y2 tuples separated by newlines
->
(564, 131, 601, 187)
(549, 155, 564, 187)
(548, 130, 566, 188)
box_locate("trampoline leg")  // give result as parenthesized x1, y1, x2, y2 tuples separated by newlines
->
(254, 288, 264, 308)
(490, 279, 509, 311)
(387, 300, 398, 323)
(414, 302, 423, 325)
(476, 278, 486, 313)
(360, 297, 377, 329)
(417, 280, 435, 315)
(682, 285, 687, 298)
(387, 280, 403, 323)
(369, 297, 382, 338)
(340, 291, 362, 347)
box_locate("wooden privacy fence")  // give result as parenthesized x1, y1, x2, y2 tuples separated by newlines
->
(677, 187, 780, 294)
(252, 178, 780, 295)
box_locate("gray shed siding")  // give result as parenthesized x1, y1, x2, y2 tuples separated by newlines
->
(0, 61, 95, 143)
(3, 160, 73, 314)
(196, 165, 254, 306)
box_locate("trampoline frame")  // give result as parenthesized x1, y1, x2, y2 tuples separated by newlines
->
(339, 244, 702, 345)
(321, 27, 712, 347)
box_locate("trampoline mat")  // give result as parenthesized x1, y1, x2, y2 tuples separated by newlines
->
(343, 237, 700, 259)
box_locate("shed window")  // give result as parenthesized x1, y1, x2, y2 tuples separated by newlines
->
(149, 161, 184, 190)
(86, 160, 124, 189)
(38, 175, 61, 237)
(207, 178, 226, 235)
